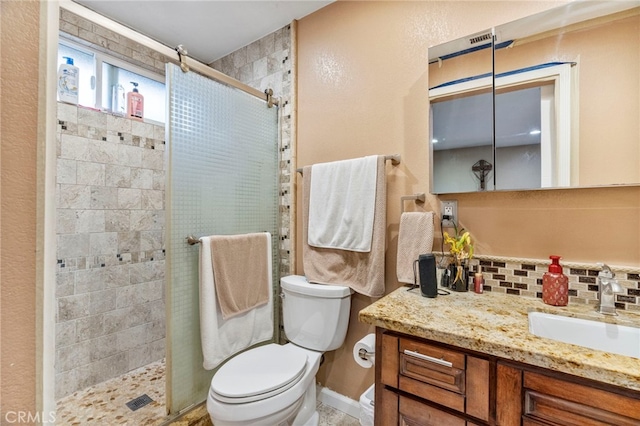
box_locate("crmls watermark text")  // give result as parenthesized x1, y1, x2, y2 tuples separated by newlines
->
(4, 411, 56, 424)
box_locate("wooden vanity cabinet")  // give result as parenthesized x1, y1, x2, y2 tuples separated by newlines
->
(376, 328, 640, 426)
(376, 329, 491, 425)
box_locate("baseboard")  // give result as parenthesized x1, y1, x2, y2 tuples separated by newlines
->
(315, 385, 361, 419)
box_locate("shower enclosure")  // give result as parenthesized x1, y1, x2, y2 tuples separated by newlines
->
(54, 3, 285, 419)
(165, 63, 280, 412)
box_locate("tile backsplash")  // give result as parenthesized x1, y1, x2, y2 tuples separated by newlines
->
(443, 254, 640, 313)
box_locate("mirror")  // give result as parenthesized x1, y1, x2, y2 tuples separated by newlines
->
(429, 1, 640, 194)
(429, 29, 495, 193)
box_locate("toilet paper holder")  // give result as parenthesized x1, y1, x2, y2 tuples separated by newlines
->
(358, 347, 374, 360)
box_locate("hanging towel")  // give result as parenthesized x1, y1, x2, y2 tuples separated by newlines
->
(396, 212, 435, 284)
(308, 155, 378, 252)
(199, 233, 273, 370)
(210, 233, 270, 320)
(302, 155, 386, 297)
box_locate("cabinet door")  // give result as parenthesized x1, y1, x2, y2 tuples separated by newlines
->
(377, 386, 398, 426)
(381, 332, 399, 388)
(523, 371, 640, 426)
(496, 362, 523, 425)
(399, 395, 466, 426)
(466, 356, 490, 422)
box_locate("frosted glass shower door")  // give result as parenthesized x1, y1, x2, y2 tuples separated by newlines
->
(165, 63, 279, 413)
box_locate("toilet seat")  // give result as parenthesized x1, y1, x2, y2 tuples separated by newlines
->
(211, 344, 308, 404)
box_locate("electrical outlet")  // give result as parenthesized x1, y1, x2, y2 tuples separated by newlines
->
(441, 200, 457, 228)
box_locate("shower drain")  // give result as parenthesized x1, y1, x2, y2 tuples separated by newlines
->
(126, 394, 154, 411)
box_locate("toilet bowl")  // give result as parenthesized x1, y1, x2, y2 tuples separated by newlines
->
(207, 344, 322, 426)
(207, 275, 352, 426)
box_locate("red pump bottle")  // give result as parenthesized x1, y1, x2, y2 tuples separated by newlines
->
(542, 255, 568, 306)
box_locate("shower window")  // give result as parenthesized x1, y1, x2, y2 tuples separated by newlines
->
(101, 61, 166, 123)
(58, 38, 166, 123)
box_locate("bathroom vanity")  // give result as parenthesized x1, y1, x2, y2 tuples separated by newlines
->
(359, 288, 640, 425)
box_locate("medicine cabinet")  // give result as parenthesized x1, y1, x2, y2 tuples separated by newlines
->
(429, 1, 640, 194)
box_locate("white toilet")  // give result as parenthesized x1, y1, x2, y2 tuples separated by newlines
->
(207, 275, 352, 426)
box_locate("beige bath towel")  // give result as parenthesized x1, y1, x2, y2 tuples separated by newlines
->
(396, 212, 435, 284)
(302, 155, 386, 297)
(210, 233, 270, 320)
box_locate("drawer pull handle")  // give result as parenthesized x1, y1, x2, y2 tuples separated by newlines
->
(403, 349, 453, 368)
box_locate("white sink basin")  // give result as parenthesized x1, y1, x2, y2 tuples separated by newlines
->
(528, 311, 640, 359)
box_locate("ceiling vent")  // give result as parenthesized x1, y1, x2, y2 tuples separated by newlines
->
(469, 32, 493, 45)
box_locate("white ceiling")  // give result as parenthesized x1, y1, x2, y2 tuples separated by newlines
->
(73, 0, 334, 64)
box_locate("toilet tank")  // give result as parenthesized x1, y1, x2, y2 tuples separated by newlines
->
(281, 275, 352, 352)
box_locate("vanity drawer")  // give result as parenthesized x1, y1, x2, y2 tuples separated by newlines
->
(399, 338, 466, 394)
(383, 334, 490, 421)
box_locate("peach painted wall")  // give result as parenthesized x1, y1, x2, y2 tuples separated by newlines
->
(1, 0, 41, 419)
(296, 0, 640, 401)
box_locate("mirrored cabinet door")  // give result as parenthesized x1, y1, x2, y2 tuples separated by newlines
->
(429, 30, 494, 194)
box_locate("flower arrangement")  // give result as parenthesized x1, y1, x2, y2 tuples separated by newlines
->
(443, 225, 474, 284)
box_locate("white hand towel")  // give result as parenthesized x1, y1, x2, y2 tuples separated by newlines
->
(396, 212, 435, 284)
(308, 155, 378, 252)
(199, 233, 273, 370)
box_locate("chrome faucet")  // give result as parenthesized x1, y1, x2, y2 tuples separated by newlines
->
(597, 263, 623, 315)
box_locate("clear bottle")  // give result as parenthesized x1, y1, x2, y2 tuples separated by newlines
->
(126, 81, 144, 121)
(111, 83, 125, 115)
(542, 255, 568, 306)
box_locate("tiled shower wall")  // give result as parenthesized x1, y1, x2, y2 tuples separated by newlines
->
(210, 24, 294, 277)
(210, 24, 294, 344)
(55, 103, 166, 398)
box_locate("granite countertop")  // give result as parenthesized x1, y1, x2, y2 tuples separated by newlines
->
(359, 286, 640, 391)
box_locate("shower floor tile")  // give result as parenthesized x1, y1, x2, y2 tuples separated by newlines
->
(56, 359, 166, 425)
(57, 358, 360, 425)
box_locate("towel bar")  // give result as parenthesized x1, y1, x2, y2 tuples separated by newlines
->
(400, 193, 426, 213)
(186, 235, 201, 245)
(296, 154, 401, 175)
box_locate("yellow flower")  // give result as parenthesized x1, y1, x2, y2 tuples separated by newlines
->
(444, 227, 474, 283)
(443, 228, 474, 264)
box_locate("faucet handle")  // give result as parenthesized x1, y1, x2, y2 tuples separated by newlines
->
(597, 263, 615, 278)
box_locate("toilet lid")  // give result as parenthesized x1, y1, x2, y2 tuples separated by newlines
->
(211, 344, 308, 401)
